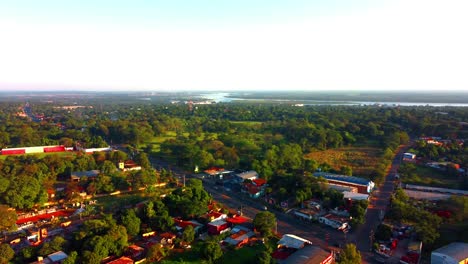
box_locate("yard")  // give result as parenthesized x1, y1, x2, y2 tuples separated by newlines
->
(96, 193, 147, 212)
(304, 147, 382, 177)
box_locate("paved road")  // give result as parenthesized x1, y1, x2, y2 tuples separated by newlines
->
(202, 180, 343, 251)
(349, 144, 409, 263)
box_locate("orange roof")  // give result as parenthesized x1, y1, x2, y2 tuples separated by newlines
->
(106, 256, 134, 264)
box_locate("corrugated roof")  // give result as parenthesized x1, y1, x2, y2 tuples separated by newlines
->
(314, 172, 372, 186)
(433, 242, 468, 261)
(280, 246, 332, 264)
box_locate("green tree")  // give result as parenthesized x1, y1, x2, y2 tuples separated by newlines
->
(340, 166, 353, 176)
(63, 251, 78, 264)
(338, 244, 361, 264)
(375, 224, 392, 241)
(201, 241, 223, 263)
(146, 244, 167, 262)
(182, 225, 195, 244)
(121, 209, 141, 237)
(0, 244, 14, 264)
(257, 251, 272, 264)
(0, 204, 17, 231)
(253, 211, 277, 238)
(38, 236, 66, 256)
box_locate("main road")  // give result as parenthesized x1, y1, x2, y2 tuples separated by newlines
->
(348, 144, 410, 262)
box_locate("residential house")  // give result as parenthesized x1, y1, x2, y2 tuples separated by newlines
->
(277, 234, 313, 249)
(279, 245, 334, 264)
(223, 225, 255, 248)
(70, 170, 100, 182)
(174, 219, 204, 235)
(242, 178, 267, 198)
(106, 256, 134, 264)
(207, 219, 231, 235)
(293, 208, 322, 222)
(234, 171, 258, 183)
(31, 251, 68, 264)
(118, 160, 142, 172)
(318, 214, 350, 231)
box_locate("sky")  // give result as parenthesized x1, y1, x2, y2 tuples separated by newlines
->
(0, 0, 467, 91)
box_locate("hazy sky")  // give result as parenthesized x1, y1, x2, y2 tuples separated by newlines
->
(0, 0, 467, 91)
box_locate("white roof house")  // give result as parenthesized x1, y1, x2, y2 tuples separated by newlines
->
(278, 234, 312, 249)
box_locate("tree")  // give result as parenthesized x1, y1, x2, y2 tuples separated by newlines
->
(147, 244, 166, 262)
(135, 152, 151, 170)
(62, 251, 78, 264)
(340, 166, 352, 176)
(257, 251, 272, 264)
(349, 200, 368, 226)
(253, 211, 276, 238)
(338, 244, 361, 264)
(182, 225, 195, 244)
(375, 224, 392, 241)
(0, 204, 17, 231)
(0, 244, 14, 264)
(121, 209, 141, 237)
(38, 236, 66, 256)
(201, 241, 223, 263)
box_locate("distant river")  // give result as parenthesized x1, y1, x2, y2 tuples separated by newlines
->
(201, 93, 468, 107)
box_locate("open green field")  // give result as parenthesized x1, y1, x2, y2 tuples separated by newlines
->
(304, 147, 382, 177)
(401, 165, 461, 189)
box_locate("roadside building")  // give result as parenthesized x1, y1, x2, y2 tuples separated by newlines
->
(277, 234, 313, 249)
(318, 214, 350, 231)
(293, 208, 322, 221)
(279, 245, 334, 264)
(342, 191, 369, 201)
(431, 242, 468, 264)
(234, 171, 259, 183)
(314, 172, 375, 194)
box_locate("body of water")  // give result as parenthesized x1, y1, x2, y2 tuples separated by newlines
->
(201, 93, 468, 107)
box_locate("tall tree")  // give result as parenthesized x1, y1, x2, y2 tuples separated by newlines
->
(253, 211, 277, 238)
(338, 244, 361, 264)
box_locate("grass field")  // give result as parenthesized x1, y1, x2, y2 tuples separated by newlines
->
(304, 147, 382, 177)
(401, 165, 461, 189)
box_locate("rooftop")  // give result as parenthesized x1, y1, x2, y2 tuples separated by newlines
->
(278, 234, 312, 249)
(280, 245, 332, 264)
(314, 172, 373, 186)
(433, 242, 468, 261)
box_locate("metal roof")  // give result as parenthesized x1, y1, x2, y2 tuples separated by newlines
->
(433, 242, 468, 261)
(314, 172, 373, 186)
